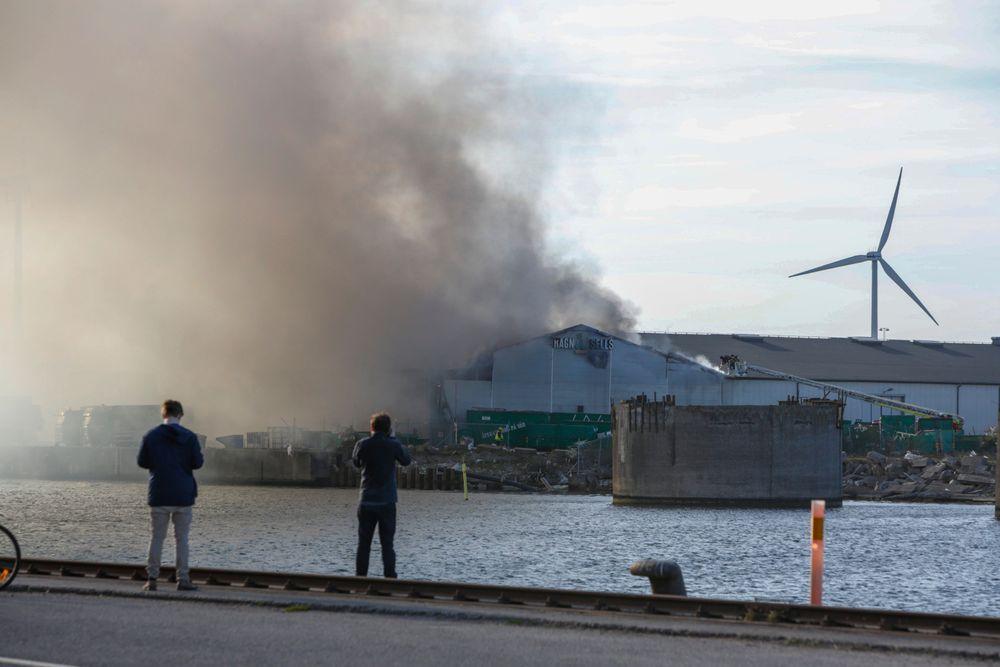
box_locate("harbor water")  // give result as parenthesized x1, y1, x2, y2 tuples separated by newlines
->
(1, 480, 997, 616)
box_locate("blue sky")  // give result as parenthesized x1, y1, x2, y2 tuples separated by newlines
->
(487, 1, 1000, 340)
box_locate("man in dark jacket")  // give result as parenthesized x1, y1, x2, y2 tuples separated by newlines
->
(352, 412, 412, 578)
(137, 399, 204, 591)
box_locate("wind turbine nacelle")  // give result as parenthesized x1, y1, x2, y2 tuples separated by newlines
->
(787, 168, 939, 329)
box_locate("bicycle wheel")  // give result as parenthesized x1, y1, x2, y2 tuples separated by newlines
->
(0, 523, 20, 591)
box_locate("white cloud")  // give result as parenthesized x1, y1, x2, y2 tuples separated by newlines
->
(624, 185, 759, 211)
(553, 1, 881, 28)
(734, 33, 860, 57)
(676, 113, 801, 143)
(847, 100, 886, 110)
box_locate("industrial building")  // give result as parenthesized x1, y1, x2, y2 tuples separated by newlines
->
(442, 324, 723, 427)
(641, 333, 1000, 434)
(443, 325, 1000, 438)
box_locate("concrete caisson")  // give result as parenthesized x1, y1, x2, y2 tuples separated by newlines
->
(612, 399, 842, 508)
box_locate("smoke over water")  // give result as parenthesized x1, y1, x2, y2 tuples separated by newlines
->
(0, 2, 635, 435)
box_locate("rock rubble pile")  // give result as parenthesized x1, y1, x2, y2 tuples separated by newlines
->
(843, 450, 995, 502)
(332, 439, 613, 493)
(412, 442, 612, 492)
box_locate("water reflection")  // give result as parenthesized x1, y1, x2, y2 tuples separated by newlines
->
(1, 481, 997, 616)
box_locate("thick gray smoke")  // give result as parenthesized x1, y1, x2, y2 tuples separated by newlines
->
(0, 1, 635, 436)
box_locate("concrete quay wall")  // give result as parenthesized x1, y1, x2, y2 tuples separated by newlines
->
(613, 402, 842, 507)
(0, 446, 320, 485)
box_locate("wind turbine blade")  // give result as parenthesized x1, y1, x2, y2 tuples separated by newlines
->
(789, 254, 869, 278)
(879, 258, 938, 325)
(877, 167, 903, 252)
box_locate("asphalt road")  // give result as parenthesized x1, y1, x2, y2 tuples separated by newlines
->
(1, 587, 995, 667)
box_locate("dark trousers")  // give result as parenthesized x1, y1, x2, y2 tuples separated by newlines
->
(356, 503, 397, 577)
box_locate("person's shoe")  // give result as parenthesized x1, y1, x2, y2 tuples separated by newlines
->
(385, 573, 398, 579)
(142, 579, 157, 592)
(176, 580, 198, 591)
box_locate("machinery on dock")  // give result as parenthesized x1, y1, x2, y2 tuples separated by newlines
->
(719, 355, 963, 427)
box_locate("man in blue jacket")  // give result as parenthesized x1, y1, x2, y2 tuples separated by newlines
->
(137, 399, 204, 591)
(352, 412, 412, 578)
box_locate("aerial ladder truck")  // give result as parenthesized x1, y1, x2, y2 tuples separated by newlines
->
(718, 355, 962, 428)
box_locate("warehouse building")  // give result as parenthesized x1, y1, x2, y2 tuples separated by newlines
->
(442, 324, 721, 422)
(641, 333, 1000, 434)
(443, 325, 1000, 437)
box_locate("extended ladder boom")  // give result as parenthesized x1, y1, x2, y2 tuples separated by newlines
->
(720, 356, 961, 424)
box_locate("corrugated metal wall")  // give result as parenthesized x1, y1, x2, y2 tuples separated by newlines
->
(443, 379, 492, 422)
(478, 327, 673, 416)
(665, 359, 725, 405)
(609, 341, 670, 407)
(492, 337, 554, 411)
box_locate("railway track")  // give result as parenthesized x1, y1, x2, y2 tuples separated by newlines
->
(17, 557, 1000, 640)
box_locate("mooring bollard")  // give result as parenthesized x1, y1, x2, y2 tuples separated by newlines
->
(629, 559, 686, 596)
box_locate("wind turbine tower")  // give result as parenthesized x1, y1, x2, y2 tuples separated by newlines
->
(789, 168, 938, 339)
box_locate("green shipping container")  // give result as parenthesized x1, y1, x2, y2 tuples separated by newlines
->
(461, 409, 610, 449)
(917, 417, 956, 431)
(880, 415, 916, 438)
(466, 410, 551, 426)
(548, 412, 611, 426)
(954, 435, 984, 453)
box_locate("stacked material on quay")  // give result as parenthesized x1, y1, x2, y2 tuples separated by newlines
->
(843, 451, 995, 502)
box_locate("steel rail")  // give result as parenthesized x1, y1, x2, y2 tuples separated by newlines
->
(16, 557, 1000, 640)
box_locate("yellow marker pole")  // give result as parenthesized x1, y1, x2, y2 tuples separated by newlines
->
(461, 461, 469, 501)
(810, 499, 825, 605)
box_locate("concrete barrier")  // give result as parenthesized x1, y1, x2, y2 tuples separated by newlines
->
(612, 401, 842, 508)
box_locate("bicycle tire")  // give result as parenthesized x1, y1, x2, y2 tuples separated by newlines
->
(0, 523, 20, 591)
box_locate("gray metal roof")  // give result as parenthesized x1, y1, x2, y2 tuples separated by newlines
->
(639, 333, 1000, 385)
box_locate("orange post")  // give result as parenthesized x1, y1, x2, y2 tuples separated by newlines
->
(810, 499, 825, 605)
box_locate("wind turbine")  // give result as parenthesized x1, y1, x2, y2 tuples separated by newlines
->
(789, 168, 938, 339)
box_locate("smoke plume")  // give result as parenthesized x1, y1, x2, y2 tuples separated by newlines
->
(0, 1, 635, 435)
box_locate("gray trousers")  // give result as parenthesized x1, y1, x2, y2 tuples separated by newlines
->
(147, 505, 193, 582)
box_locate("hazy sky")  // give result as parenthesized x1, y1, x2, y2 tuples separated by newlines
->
(487, 1, 999, 341)
(0, 1, 998, 434)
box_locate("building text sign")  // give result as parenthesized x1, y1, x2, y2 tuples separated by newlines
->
(552, 334, 615, 350)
